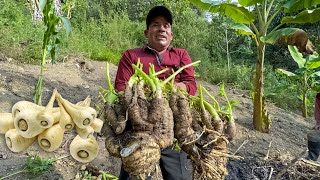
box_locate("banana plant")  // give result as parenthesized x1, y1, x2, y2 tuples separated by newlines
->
(277, 46, 320, 118)
(33, 0, 71, 105)
(190, 0, 320, 132)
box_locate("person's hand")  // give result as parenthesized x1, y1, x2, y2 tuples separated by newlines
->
(175, 82, 187, 91)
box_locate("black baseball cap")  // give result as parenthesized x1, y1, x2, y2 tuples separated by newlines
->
(146, 6, 173, 29)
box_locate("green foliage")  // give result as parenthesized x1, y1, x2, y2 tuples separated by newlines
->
(0, 0, 43, 63)
(197, 61, 254, 90)
(191, 0, 320, 131)
(275, 46, 320, 117)
(65, 10, 145, 63)
(25, 155, 55, 175)
(264, 65, 300, 111)
(0, 155, 54, 180)
(282, 8, 320, 23)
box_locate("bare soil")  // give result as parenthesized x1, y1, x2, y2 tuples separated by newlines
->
(0, 54, 319, 180)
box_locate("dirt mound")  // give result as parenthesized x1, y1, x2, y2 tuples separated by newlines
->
(0, 55, 318, 179)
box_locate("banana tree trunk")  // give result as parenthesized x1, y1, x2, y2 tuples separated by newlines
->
(30, 0, 42, 23)
(253, 41, 265, 131)
(302, 92, 307, 118)
(29, 0, 63, 23)
(302, 74, 308, 118)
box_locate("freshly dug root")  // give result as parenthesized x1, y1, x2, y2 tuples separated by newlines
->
(104, 99, 126, 134)
(0, 113, 14, 134)
(191, 109, 203, 132)
(70, 134, 99, 163)
(152, 97, 174, 149)
(121, 132, 161, 180)
(102, 123, 121, 158)
(212, 83, 237, 140)
(12, 101, 44, 119)
(128, 84, 153, 132)
(52, 110, 61, 124)
(5, 129, 36, 152)
(170, 92, 197, 156)
(90, 118, 104, 133)
(124, 77, 135, 108)
(12, 100, 60, 138)
(224, 121, 236, 141)
(188, 111, 230, 180)
(38, 124, 65, 152)
(76, 96, 91, 107)
(13, 109, 47, 138)
(56, 93, 97, 128)
(171, 88, 230, 180)
(213, 119, 224, 134)
(76, 125, 95, 139)
(100, 61, 125, 134)
(56, 96, 74, 131)
(192, 139, 228, 180)
(36, 89, 57, 128)
(136, 80, 150, 126)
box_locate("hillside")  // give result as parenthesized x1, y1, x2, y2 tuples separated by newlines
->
(0, 54, 319, 180)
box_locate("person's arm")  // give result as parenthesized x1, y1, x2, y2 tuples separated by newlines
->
(177, 50, 197, 96)
(115, 51, 135, 92)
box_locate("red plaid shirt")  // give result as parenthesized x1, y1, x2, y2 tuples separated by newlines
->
(115, 46, 197, 95)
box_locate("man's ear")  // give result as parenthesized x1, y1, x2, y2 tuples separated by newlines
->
(144, 29, 148, 37)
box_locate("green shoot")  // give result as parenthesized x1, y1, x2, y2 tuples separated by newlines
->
(104, 62, 118, 105)
(101, 171, 118, 180)
(106, 62, 114, 92)
(132, 60, 201, 98)
(193, 85, 220, 122)
(218, 83, 238, 122)
(162, 60, 200, 85)
(202, 86, 220, 110)
(172, 139, 181, 152)
(132, 64, 157, 93)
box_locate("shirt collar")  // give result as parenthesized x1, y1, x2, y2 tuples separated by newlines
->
(143, 44, 175, 52)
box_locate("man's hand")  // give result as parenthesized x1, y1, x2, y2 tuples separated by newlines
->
(175, 82, 187, 91)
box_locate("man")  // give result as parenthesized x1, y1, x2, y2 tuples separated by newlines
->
(306, 93, 320, 161)
(114, 5, 196, 180)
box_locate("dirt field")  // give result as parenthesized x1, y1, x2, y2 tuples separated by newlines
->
(0, 54, 319, 179)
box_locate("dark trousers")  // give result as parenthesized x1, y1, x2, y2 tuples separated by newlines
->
(315, 93, 320, 127)
(119, 146, 192, 180)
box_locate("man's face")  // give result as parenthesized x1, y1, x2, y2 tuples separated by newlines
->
(144, 16, 173, 52)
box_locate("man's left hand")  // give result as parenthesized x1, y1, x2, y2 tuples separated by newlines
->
(175, 82, 187, 91)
